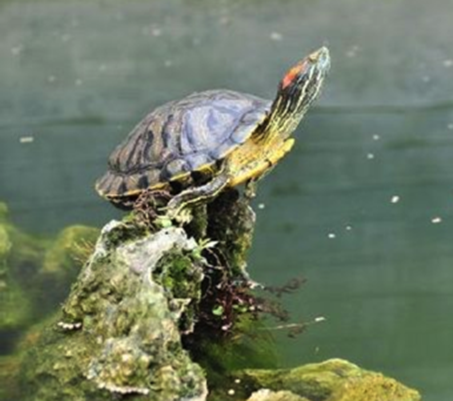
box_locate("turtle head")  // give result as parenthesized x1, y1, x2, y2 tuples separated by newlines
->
(280, 47, 330, 92)
(268, 47, 330, 137)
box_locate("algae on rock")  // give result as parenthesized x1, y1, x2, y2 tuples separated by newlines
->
(0, 222, 32, 333)
(19, 221, 208, 401)
(41, 225, 100, 278)
(0, 201, 99, 335)
(234, 359, 421, 401)
(13, 193, 423, 401)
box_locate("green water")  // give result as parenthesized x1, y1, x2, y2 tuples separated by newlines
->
(1, 0, 453, 399)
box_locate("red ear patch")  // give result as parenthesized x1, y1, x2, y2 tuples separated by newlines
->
(281, 62, 306, 89)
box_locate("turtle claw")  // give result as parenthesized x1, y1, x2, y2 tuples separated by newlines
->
(244, 179, 258, 199)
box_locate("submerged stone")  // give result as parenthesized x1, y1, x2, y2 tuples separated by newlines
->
(41, 225, 100, 277)
(0, 224, 32, 333)
(0, 356, 21, 400)
(37, 225, 100, 309)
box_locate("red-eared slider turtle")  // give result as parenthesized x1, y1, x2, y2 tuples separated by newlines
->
(96, 47, 330, 219)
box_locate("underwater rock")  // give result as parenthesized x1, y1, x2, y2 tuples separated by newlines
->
(37, 224, 100, 308)
(235, 359, 421, 401)
(0, 205, 49, 290)
(0, 223, 32, 333)
(0, 355, 21, 400)
(41, 225, 100, 277)
(19, 220, 208, 401)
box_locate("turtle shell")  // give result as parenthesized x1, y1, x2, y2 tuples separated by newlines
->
(96, 90, 271, 200)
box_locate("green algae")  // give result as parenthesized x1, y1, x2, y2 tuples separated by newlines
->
(0, 222, 33, 332)
(231, 359, 421, 401)
(41, 225, 100, 277)
(18, 221, 207, 401)
(4, 194, 422, 401)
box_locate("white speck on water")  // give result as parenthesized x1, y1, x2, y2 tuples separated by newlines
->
(164, 60, 173, 68)
(234, 379, 241, 384)
(227, 389, 235, 396)
(11, 45, 23, 56)
(270, 31, 283, 41)
(75, 79, 83, 86)
(431, 217, 442, 224)
(443, 59, 453, 68)
(346, 45, 360, 58)
(328, 233, 336, 239)
(315, 316, 326, 323)
(447, 123, 453, 130)
(258, 203, 265, 210)
(219, 16, 230, 25)
(345, 225, 352, 231)
(373, 134, 380, 141)
(367, 153, 375, 160)
(391, 195, 400, 204)
(20, 136, 34, 144)
(151, 27, 162, 37)
(47, 75, 56, 83)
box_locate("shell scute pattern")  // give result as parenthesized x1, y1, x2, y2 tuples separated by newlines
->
(97, 90, 270, 198)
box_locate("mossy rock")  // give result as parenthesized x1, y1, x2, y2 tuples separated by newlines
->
(18, 221, 207, 401)
(328, 373, 421, 401)
(36, 225, 100, 309)
(41, 225, 100, 277)
(227, 359, 420, 401)
(0, 279, 32, 331)
(0, 355, 21, 400)
(2, 222, 49, 288)
(0, 224, 33, 332)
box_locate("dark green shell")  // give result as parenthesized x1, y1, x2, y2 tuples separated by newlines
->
(96, 90, 270, 199)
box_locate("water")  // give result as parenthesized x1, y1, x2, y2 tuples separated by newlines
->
(1, 0, 453, 399)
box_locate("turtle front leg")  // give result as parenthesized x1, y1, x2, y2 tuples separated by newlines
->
(162, 172, 231, 224)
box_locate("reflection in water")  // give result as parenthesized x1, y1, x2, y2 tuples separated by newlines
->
(1, 0, 453, 400)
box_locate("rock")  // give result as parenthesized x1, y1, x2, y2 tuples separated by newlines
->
(0, 356, 21, 400)
(233, 359, 421, 401)
(0, 223, 32, 333)
(37, 225, 100, 308)
(41, 225, 100, 277)
(247, 389, 309, 401)
(328, 373, 421, 401)
(11, 192, 422, 401)
(18, 220, 208, 401)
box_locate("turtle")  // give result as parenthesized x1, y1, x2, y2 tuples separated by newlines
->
(96, 47, 330, 219)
